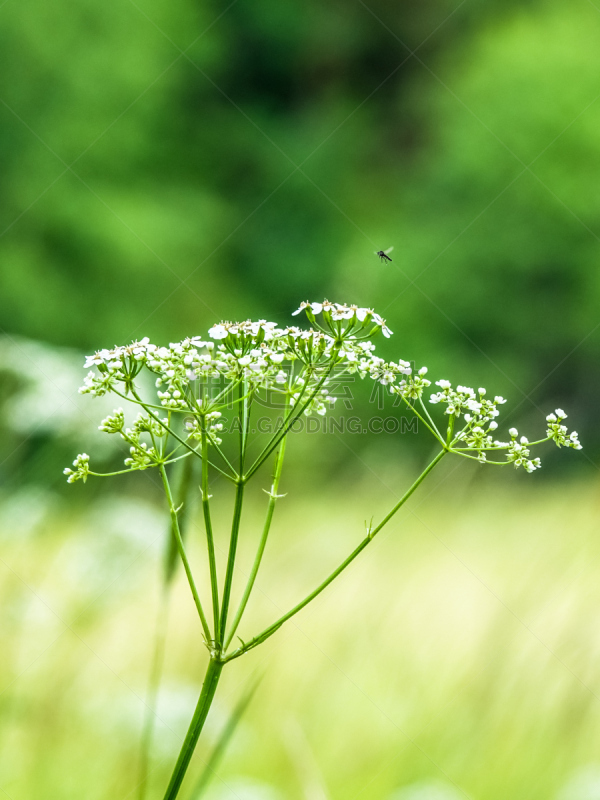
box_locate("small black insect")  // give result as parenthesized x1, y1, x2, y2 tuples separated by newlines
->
(375, 247, 393, 263)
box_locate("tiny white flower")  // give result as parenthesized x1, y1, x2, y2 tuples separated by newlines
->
(208, 324, 228, 340)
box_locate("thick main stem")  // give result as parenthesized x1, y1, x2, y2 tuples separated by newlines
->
(161, 657, 223, 800)
(190, 677, 260, 799)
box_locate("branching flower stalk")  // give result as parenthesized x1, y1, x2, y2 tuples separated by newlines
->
(64, 300, 582, 799)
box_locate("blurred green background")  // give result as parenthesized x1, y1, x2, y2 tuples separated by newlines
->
(1, 0, 600, 797)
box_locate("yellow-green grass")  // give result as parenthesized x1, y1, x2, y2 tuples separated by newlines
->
(0, 470, 599, 799)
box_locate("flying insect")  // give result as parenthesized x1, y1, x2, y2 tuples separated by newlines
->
(375, 247, 394, 263)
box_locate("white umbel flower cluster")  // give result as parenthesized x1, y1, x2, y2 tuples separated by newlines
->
(428, 381, 582, 472)
(98, 408, 125, 434)
(63, 453, 90, 483)
(292, 300, 393, 338)
(546, 409, 582, 450)
(208, 320, 278, 341)
(76, 301, 397, 425)
(392, 367, 432, 400)
(502, 430, 542, 473)
(83, 338, 156, 369)
(66, 300, 582, 482)
(430, 381, 506, 420)
(124, 441, 159, 470)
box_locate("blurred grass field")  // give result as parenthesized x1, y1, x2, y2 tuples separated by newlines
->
(1, 467, 599, 800)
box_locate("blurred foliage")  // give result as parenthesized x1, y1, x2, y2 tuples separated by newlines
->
(0, 0, 599, 473)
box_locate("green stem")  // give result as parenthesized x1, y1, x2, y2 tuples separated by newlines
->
(418, 397, 444, 441)
(204, 432, 238, 478)
(217, 382, 250, 645)
(164, 455, 195, 584)
(401, 396, 443, 444)
(219, 480, 245, 645)
(161, 658, 224, 800)
(200, 422, 220, 644)
(89, 452, 195, 479)
(237, 377, 250, 471)
(209, 377, 242, 407)
(190, 676, 261, 799)
(224, 435, 287, 651)
(127, 387, 237, 481)
(454, 452, 509, 465)
(241, 391, 252, 460)
(224, 449, 447, 662)
(159, 465, 211, 643)
(185, 397, 238, 476)
(112, 388, 177, 413)
(446, 416, 455, 446)
(245, 363, 335, 480)
(452, 437, 551, 451)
